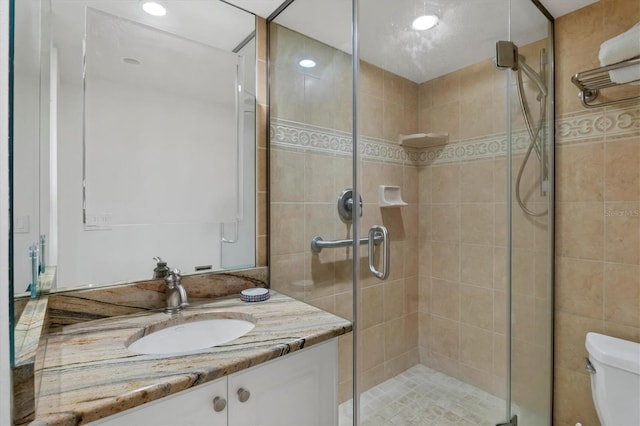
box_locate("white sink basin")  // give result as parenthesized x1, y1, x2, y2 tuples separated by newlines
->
(128, 317, 255, 355)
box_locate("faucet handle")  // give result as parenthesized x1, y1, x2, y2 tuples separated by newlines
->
(171, 268, 182, 279)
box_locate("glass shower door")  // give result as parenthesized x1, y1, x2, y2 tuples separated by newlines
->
(354, 0, 513, 424)
(267, 0, 357, 423)
(507, 3, 554, 424)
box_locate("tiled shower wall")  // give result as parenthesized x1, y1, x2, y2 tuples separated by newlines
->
(269, 24, 421, 403)
(554, 1, 640, 425)
(416, 39, 551, 417)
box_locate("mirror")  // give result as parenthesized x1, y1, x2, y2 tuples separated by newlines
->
(11, 0, 257, 359)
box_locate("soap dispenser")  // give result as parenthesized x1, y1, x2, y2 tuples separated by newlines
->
(153, 257, 170, 279)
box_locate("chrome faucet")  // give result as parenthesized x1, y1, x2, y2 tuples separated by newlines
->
(165, 268, 189, 314)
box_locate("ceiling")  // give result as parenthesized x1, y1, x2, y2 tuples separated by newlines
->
(225, 0, 600, 20)
(43, 0, 601, 86)
(228, 0, 600, 83)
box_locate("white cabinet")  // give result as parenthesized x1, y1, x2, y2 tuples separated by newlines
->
(90, 339, 338, 426)
(93, 376, 228, 426)
(228, 338, 337, 426)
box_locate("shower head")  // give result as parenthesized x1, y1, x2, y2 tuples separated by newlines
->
(517, 55, 548, 97)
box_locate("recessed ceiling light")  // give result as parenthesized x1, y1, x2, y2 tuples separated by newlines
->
(142, 2, 167, 17)
(299, 59, 316, 68)
(122, 57, 141, 65)
(412, 14, 439, 31)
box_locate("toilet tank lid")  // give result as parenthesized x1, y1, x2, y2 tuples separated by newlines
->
(586, 332, 640, 375)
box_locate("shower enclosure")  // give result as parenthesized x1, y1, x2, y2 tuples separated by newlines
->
(269, 0, 554, 424)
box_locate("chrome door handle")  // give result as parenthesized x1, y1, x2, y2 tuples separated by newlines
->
(368, 225, 389, 280)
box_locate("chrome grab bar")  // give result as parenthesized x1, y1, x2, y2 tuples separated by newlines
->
(368, 225, 389, 280)
(310, 232, 383, 253)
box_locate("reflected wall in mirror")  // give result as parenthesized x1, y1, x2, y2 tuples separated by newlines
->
(12, 1, 257, 295)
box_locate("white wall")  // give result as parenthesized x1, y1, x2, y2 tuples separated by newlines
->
(1, 0, 13, 422)
(12, 0, 42, 293)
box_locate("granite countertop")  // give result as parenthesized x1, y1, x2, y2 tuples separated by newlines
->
(31, 291, 352, 425)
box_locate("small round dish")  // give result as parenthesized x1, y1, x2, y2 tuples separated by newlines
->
(240, 288, 270, 303)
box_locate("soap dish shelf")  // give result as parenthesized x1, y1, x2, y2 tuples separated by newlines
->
(399, 133, 449, 148)
(379, 185, 407, 208)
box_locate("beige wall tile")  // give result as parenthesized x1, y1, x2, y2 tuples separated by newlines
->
(493, 291, 507, 334)
(429, 316, 459, 360)
(431, 164, 460, 203)
(555, 312, 604, 373)
(384, 317, 406, 359)
(383, 101, 404, 142)
(460, 244, 493, 288)
(430, 279, 460, 321)
(270, 203, 304, 255)
(405, 276, 419, 315)
(459, 324, 493, 371)
(460, 97, 494, 140)
(383, 279, 405, 321)
(431, 102, 460, 141)
(359, 60, 383, 99)
(403, 238, 419, 277)
(461, 160, 494, 202)
(271, 149, 305, 202)
(604, 202, 640, 264)
(361, 284, 384, 329)
(431, 72, 461, 106)
(383, 71, 405, 106)
(431, 242, 460, 282)
(461, 203, 494, 245)
(431, 204, 460, 242)
(304, 154, 336, 203)
(512, 249, 535, 296)
(604, 262, 640, 328)
(460, 285, 493, 331)
(556, 257, 604, 320)
(554, 367, 599, 426)
(556, 202, 604, 260)
(605, 140, 640, 201)
(270, 253, 305, 299)
(556, 143, 604, 202)
(360, 324, 386, 371)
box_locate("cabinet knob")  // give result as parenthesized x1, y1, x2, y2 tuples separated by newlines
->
(212, 396, 227, 412)
(237, 387, 250, 403)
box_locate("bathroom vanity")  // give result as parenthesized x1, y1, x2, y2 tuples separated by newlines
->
(21, 278, 351, 426)
(93, 340, 337, 426)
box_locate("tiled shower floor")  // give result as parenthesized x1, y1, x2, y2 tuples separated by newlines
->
(338, 364, 507, 426)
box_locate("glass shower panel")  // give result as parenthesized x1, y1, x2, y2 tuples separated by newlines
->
(268, 0, 356, 422)
(508, 2, 554, 424)
(355, 0, 510, 424)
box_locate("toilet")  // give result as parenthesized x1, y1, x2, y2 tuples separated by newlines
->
(585, 332, 640, 426)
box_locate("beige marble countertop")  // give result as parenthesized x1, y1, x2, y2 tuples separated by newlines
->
(30, 291, 352, 425)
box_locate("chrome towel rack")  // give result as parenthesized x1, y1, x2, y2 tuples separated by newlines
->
(571, 56, 640, 108)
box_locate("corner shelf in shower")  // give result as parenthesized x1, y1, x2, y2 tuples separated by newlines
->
(571, 55, 640, 108)
(399, 133, 449, 148)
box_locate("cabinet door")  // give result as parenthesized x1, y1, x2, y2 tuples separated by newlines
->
(90, 376, 228, 426)
(228, 339, 338, 426)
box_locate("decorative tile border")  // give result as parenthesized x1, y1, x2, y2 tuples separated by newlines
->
(273, 104, 640, 165)
(271, 118, 533, 166)
(556, 104, 640, 145)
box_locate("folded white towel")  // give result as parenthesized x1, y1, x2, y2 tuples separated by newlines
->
(609, 64, 640, 84)
(599, 22, 640, 66)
